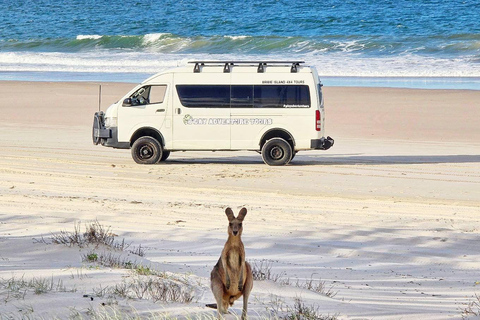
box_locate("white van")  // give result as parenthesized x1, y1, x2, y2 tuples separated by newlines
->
(92, 61, 333, 166)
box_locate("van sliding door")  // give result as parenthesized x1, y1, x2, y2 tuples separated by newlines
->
(172, 72, 231, 150)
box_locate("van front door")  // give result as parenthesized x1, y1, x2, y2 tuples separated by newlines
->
(117, 83, 170, 144)
(172, 73, 231, 150)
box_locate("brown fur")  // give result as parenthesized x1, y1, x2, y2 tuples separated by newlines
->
(210, 207, 253, 319)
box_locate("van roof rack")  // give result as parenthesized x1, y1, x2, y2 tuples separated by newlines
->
(188, 61, 305, 73)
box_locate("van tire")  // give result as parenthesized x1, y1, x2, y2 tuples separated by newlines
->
(131, 136, 163, 164)
(261, 138, 292, 166)
(291, 151, 297, 161)
(158, 150, 170, 162)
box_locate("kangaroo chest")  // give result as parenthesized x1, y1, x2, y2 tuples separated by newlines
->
(223, 245, 245, 295)
(226, 247, 243, 270)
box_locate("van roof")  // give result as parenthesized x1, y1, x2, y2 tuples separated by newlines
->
(143, 61, 315, 83)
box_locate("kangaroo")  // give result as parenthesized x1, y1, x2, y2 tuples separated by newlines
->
(208, 207, 253, 319)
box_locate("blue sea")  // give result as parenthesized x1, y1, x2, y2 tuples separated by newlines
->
(1, 0, 480, 89)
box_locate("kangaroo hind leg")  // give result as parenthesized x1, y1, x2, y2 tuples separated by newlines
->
(211, 275, 228, 316)
(241, 262, 254, 320)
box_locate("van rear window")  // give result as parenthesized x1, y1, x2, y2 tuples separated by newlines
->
(254, 85, 310, 108)
(177, 85, 310, 108)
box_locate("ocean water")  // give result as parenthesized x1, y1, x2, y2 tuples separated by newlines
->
(1, 0, 480, 89)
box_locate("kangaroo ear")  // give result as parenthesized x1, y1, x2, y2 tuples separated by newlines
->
(237, 207, 247, 221)
(225, 207, 235, 221)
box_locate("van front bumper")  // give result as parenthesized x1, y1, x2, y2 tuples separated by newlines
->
(93, 112, 129, 149)
(311, 136, 334, 150)
(93, 111, 110, 144)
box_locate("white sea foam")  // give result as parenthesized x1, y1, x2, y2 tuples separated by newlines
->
(330, 40, 365, 53)
(76, 35, 103, 40)
(0, 51, 178, 73)
(0, 50, 479, 79)
(224, 36, 250, 40)
(141, 33, 195, 53)
(142, 33, 170, 44)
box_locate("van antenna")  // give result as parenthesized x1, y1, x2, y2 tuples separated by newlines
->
(98, 84, 102, 112)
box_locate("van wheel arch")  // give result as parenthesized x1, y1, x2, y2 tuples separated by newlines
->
(130, 127, 165, 148)
(259, 129, 295, 152)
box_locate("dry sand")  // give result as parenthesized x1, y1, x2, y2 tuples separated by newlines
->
(1, 81, 480, 319)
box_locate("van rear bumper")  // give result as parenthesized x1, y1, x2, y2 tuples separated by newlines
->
(311, 136, 334, 150)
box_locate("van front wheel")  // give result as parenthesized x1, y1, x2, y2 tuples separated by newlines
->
(261, 138, 292, 166)
(131, 136, 163, 164)
(158, 150, 170, 162)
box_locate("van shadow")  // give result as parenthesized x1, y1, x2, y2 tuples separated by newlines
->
(293, 154, 480, 166)
(164, 153, 480, 166)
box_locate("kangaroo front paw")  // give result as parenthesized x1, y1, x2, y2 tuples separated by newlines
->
(226, 279, 230, 290)
(238, 283, 243, 291)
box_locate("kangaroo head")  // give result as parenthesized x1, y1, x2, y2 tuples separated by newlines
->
(225, 207, 247, 237)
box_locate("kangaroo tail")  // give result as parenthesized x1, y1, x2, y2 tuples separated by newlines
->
(205, 303, 217, 309)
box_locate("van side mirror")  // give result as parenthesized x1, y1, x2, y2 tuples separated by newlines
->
(122, 98, 132, 107)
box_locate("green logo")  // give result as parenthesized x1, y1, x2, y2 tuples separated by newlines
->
(183, 114, 193, 125)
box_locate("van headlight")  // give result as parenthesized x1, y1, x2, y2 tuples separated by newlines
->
(104, 117, 117, 128)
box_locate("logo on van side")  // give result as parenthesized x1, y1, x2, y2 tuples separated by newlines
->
(183, 114, 272, 126)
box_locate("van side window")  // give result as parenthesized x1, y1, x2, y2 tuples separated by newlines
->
(254, 85, 310, 108)
(317, 84, 323, 105)
(149, 85, 167, 104)
(231, 85, 254, 108)
(176, 85, 310, 108)
(130, 85, 167, 106)
(177, 85, 230, 108)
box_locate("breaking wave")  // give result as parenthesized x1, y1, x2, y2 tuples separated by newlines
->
(2, 33, 480, 58)
(1, 33, 480, 78)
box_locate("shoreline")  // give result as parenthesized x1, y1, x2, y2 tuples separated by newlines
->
(1, 72, 479, 90)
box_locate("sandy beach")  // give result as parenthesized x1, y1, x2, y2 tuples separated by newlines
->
(1, 81, 480, 319)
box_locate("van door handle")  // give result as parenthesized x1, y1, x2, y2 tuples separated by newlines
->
(156, 109, 165, 113)
(175, 108, 182, 115)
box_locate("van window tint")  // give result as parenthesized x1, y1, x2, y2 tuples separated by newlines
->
(231, 85, 254, 108)
(317, 83, 323, 106)
(254, 85, 310, 108)
(177, 85, 230, 108)
(176, 85, 310, 108)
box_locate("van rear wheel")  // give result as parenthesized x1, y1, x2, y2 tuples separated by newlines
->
(131, 136, 163, 164)
(261, 138, 292, 166)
